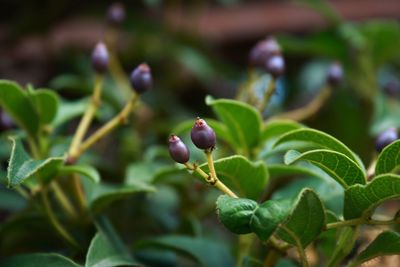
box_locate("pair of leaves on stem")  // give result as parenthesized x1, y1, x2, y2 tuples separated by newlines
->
(217, 188, 325, 247)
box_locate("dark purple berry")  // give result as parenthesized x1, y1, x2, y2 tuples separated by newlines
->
(0, 109, 15, 132)
(382, 79, 400, 98)
(375, 127, 398, 152)
(265, 55, 285, 78)
(249, 37, 281, 68)
(107, 2, 126, 26)
(191, 118, 216, 150)
(130, 63, 153, 94)
(91, 42, 109, 73)
(168, 135, 190, 163)
(326, 62, 343, 86)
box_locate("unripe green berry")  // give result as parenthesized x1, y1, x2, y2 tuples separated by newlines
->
(130, 63, 153, 94)
(190, 118, 216, 150)
(168, 135, 190, 163)
(91, 42, 109, 74)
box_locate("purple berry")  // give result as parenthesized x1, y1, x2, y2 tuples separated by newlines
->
(265, 55, 285, 78)
(91, 42, 109, 74)
(382, 79, 400, 98)
(107, 2, 126, 26)
(375, 128, 398, 152)
(168, 135, 190, 163)
(0, 109, 15, 132)
(190, 118, 216, 150)
(249, 37, 281, 68)
(326, 62, 343, 86)
(130, 63, 153, 94)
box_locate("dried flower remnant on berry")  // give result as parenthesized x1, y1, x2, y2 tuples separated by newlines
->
(91, 42, 109, 73)
(326, 62, 343, 86)
(375, 127, 398, 152)
(130, 63, 153, 94)
(168, 135, 190, 163)
(191, 118, 216, 150)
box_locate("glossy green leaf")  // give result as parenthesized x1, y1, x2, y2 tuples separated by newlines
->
(0, 80, 39, 136)
(348, 231, 400, 267)
(58, 164, 100, 183)
(53, 98, 89, 127)
(278, 189, 325, 247)
(216, 195, 291, 241)
(7, 137, 64, 188)
(273, 128, 364, 169)
(138, 235, 235, 267)
(375, 140, 400, 175)
(198, 155, 268, 200)
(284, 149, 366, 188)
(343, 174, 400, 219)
(30, 89, 59, 124)
(85, 232, 140, 267)
(206, 96, 262, 155)
(1, 253, 81, 267)
(88, 181, 156, 213)
(260, 120, 303, 143)
(216, 196, 258, 234)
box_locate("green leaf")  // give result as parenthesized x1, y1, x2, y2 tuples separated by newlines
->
(260, 120, 303, 143)
(198, 155, 268, 200)
(206, 96, 262, 155)
(216, 195, 291, 241)
(53, 98, 89, 127)
(85, 232, 140, 267)
(277, 189, 325, 247)
(88, 181, 156, 213)
(7, 137, 64, 188)
(348, 231, 400, 267)
(0, 80, 40, 136)
(375, 140, 400, 175)
(284, 149, 366, 188)
(1, 253, 81, 267)
(30, 89, 59, 124)
(273, 128, 364, 169)
(138, 235, 235, 267)
(58, 164, 100, 183)
(326, 227, 357, 267)
(343, 174, 400, 219)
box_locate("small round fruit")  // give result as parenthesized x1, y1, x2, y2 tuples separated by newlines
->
(249, 37, 281, 68)
(91, 42, 109, 73)
(326, 62, 343, 86)
(107, 2, 126, 26)
(265, 55, 285, 78)
(375, 127, 398, 152)
(382, 79, 400, 98)
(130, 63, 153, 94)
(0, 110, 15, 131)
(190, 118, 216, 150)
(168, 135, 190, 163)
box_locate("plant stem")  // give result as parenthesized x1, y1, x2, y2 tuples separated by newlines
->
(263, 248, 282, 267)
(50, 182, 77, 218)
(326, 218, 364, 230)
(258, 77, 276, 113)
(280, 225, 309, 267)
(184, 162, 238, 198)
(40, 187, 79, 248)
(69, 94, 139, 161)
(273, 86, 331, 122)
(366, 155, 377, 179)
(68, 74, 104, 158)
(71, 173, 86, 212)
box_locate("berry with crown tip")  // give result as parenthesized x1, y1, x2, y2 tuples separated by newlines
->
(130, 63, 153, 94)
(191, 118, 216, 150)
(91, 42, 109, 73)
(382, 79, 400, 98)
(326, 62, 343, 86)
(249, 37, 281, 68)
(375, 127, 398, 152)
(168, 135, 190, 163)
(265, 55, 285, 78)
(107, 2, 126, 26)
